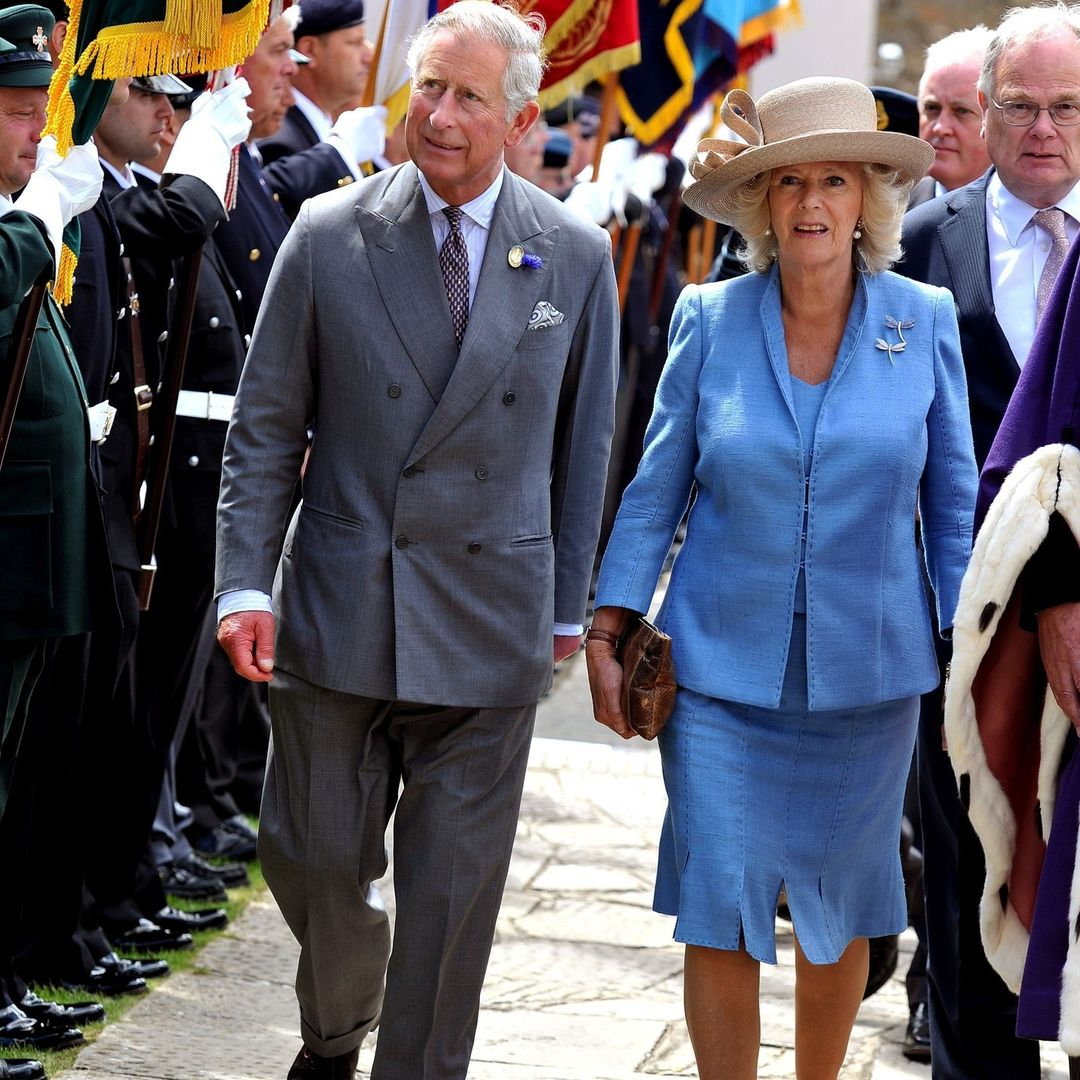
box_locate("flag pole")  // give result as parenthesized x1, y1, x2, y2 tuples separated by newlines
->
(360, 2, 390, 108)
(591, 71, 620, 181)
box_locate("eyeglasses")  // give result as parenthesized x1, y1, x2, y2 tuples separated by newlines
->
(990, 98, 1080, 126)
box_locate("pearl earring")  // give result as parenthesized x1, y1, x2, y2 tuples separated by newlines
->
(853, 218, 864, 241)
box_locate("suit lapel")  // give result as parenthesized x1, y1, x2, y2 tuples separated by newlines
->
(406, 170, 559, 465)
(938, 174, 1018, 372)
(356, 164, 460, 402)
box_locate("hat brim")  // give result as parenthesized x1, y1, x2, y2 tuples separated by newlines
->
(132, 73, 192, 95)
(0, 62, 52, 87)
(683, 129, 935, 225)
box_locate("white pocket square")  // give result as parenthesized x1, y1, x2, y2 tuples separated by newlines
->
(528, 300, 565, 330)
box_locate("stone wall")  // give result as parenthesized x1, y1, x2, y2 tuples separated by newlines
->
(875, 0, 1011, 92)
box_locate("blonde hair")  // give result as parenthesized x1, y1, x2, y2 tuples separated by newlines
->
(726, 164, 911, 275)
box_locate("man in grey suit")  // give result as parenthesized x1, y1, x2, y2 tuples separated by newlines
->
(215, 3, 619, 1077)
(901, 6, 1080, 1077)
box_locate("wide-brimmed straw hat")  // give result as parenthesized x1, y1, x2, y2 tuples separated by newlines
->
(684, 77, 935, 224)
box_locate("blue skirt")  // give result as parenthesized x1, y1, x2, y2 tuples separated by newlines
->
(654, 615, 918, 965)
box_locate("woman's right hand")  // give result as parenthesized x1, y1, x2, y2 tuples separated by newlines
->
(585, 606, 636, 740)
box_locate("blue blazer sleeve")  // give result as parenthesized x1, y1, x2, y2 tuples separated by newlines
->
(595, 283, 703, 613)
(919, 285, 977, 631)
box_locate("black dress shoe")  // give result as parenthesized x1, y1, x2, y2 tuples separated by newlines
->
(98, 951, 169, 981)
(18, 989, 105, 1027)
(112, 917, 194, 953)
(193, 815, 258, 862)
(903, 1001, 932, 1063)
(0, 1058, 46, 1080)
(151, 904, 229, 933)
(60, 961, 148, 997)
(182, 851, 250, 888)
(287, 1044, 360, 1078)
(0, 1005, 83, 1051)
(159, 857, 229, 901)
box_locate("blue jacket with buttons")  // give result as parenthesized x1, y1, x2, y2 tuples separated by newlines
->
(595, 265, 977, 711)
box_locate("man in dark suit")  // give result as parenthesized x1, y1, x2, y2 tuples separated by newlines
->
(0, 6, 112, 1072)
(909, 26, 993, 208)
(216, 4, 619, 1077)
(900, 7, 1080, 1077)
(257, 0, 382, 171)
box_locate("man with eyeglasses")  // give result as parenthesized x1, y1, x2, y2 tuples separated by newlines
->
(900, 4, 1080, 1079)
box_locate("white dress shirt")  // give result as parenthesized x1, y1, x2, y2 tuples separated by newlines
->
(218, 167, 583, 637)
(101, 157, 137, 190)
(986, 173, 1080, 368)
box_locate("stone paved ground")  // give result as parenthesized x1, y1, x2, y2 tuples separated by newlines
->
(57, 653, 1072, 1079)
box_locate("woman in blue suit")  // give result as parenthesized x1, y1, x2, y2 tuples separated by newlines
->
(586, 77, 978, 1079)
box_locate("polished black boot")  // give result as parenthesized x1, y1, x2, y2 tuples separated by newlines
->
(286, 1044, 360, 1078)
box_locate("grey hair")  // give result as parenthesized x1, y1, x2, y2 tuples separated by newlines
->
(280, 4, 301, 33)
(406, 1, 547, 120)
(979, 2, 1080, 100)
(729, 164, 911, 275)
(920, 26, 993, 93)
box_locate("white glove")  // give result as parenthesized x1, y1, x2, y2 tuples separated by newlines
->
(10, 136, 103, 269)
(165, 77, 252, 209)
(329, 104, 387, 169)
(563, 180, 615, 227)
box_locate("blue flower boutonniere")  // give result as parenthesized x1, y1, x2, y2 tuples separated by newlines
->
(875, 315, 915, 364)
(508, 244, 542, 270)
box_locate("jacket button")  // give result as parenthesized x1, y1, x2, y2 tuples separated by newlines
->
(468, 543, 482, 554)
(503, 391, 515, 405)
(244, 334, 251, 347)
(187, 455, 199, 467)
(249, 248, 261, 262)
(475, 466, 489, 480)
(395, 535, 409, 549)
(403, 465, 416, 477)
(235, 289, 243, 302)
(388, 384, 401, 398)
(157, 330, 168, 343)
(208, 316, 220, 329)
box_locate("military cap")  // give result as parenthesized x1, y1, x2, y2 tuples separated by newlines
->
(543, 94, 601, 138)
(288, 48, 311, 65)
(168, 71, 207, 110)
(0, 5, 54, 87)
(870, 86, 919, 138)
(295, 0, 364, 39)
(543, 128, 572, 170)
(131, 72, 192, 96)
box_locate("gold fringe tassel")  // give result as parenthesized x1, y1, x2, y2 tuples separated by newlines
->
(52, 241, 78, 307)
(44, 0, 84, 152)
(164, 0, 222, 51)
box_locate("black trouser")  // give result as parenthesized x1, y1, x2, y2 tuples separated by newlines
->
(916, 645, 1040, 1080)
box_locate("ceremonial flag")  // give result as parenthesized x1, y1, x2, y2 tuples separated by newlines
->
(618, 0, 799, 148)
(365, 0, 435, 129)
(435, 0, 639, 110)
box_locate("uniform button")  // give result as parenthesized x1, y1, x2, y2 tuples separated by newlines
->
(116, 308, 126, 321)
(235, 289, 243, 302)
(209, 316, 220, 329)
(157, 330, 168, 343)
(118, 242, 125, 256)
(467, 543, 482, 554)
(388, 384, 401, 398)
(475, 466, 489, 480)
(168, 277, 175, 290)
(403, 465, 416, 477)
(395, 535, 409, 550)
(187, 455, 200, 467)
(249, 248, 261, 262)
(272, 192, 281, 202)
(243, 334, 251, 347)
(337, 176, 354, 187)
(503, 391, 515, 405)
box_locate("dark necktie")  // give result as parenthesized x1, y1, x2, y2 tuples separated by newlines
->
(440, 206, 469, 347)
(1034, 207, 1070, 322)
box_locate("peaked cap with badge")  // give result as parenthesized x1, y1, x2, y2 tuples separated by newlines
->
(0, 4, 53, 87)
(295, 0, 364, 38)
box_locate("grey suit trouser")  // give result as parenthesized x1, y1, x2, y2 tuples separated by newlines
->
(259, 668, 536, 1079)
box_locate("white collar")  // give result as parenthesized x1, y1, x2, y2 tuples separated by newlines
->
(987, 171, 1080, 244)
(131, 162, 161, 185)
(417, 167, 504, 230)
(290, 86, 332, 142)
(101, 158, 136, 190)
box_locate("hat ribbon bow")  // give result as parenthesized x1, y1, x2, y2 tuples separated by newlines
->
(689, 90, 764, 181)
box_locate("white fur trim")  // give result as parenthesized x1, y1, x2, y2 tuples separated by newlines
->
(944, 443, 1080, 1045)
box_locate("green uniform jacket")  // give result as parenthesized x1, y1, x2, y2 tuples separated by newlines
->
(0, 211, 112, 640)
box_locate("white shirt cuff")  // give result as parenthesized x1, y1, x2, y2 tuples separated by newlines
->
(217, 588, 272, 622)
(553, 622, 584, 637)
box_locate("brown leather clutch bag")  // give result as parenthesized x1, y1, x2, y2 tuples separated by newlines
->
(618, 617, 676, 740)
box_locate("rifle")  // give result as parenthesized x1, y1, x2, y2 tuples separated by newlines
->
(0, 276, 49, 473)
(134, 247, 204, 610)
